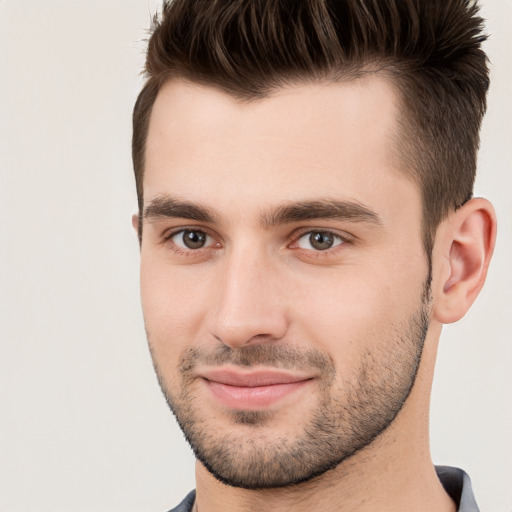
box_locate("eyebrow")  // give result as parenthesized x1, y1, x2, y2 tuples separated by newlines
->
(261, 200, 382, 227)
(144, 196, 220, 224)
(143, 196, 382, 227)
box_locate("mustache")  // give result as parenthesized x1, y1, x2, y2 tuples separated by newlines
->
(179, 343, 334, 375)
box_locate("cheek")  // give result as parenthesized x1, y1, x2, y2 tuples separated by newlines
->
(140, 259, 211, 358)
(293, 274, 389, 336)
(288, 264, 424, 369)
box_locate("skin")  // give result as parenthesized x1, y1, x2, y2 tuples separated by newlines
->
(135, 77, 496, 512)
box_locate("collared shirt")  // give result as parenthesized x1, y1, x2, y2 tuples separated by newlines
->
(167, 466, 480, 512)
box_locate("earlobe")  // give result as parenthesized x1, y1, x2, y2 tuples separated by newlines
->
(432, 198, 496, 324)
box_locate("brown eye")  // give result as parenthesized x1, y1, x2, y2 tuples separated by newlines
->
(174, 229, 209, 249)
(296, 231, 343, 251)
(309, 232, 334, 250)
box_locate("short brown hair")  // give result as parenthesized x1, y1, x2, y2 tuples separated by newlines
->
(133, 0, 489, 253)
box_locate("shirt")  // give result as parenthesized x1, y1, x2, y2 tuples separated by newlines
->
(166, 465, 480, 512)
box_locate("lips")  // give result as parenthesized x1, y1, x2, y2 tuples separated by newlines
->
(198, 368, 313, 410)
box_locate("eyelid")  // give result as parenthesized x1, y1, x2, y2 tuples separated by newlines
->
(162, 225, 216, 241)
(289, 227, 353, 244)
(297, 231, 343, 249)
(162, 226, 222, 253)
(288, 228, 354, 255)
(159, 225, 353, 256)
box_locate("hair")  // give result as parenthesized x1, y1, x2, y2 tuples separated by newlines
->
(132, 0, 489, 253)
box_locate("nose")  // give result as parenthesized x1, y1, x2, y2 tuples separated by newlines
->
(209, 245, 289, 348)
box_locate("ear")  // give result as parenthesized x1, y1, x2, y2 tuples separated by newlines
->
(132, 213, 142, 246)
(432, 198, 496, 324)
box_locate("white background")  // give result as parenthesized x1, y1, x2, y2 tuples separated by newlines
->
(0, 1, 510, 511)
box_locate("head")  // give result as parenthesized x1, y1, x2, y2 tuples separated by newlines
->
(132, 0, 495, 490)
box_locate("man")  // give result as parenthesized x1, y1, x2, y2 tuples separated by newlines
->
(132, 1, 496, 511)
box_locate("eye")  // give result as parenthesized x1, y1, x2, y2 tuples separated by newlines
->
(296, 231, 344, 251)
(171, 229, 213, 250)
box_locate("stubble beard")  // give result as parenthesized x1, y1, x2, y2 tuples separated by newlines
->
(148, 287, 431, 490)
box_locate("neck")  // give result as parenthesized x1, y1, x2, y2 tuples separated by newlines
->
(194, 429, 455, 512)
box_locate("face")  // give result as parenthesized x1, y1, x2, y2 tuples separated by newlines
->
(139, 77, 431, 489)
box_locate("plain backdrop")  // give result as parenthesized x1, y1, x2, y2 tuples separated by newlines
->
(0, 1, 510, 511)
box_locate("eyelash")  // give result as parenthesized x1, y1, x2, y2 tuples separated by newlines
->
(290, 229, 348, 254)
(162, 227, 352, 258)
(162, 228, 218, 256)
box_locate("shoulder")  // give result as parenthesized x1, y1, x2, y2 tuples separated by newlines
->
(435, 466, 480, 512)
(165, 490, 196, 512)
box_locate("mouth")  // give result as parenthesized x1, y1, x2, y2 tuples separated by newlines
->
(198, 367, 314, 410)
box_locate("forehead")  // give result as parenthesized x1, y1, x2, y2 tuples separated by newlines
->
(144, 77, 417, 220)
